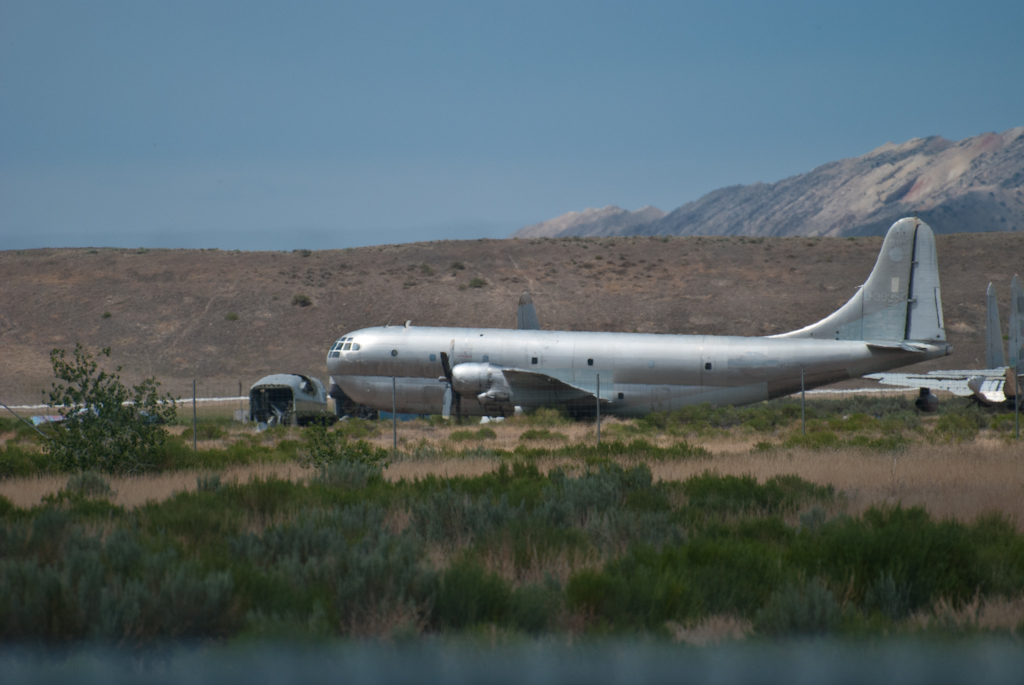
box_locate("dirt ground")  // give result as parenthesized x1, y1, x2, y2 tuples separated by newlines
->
(2, 232, 1021, 404)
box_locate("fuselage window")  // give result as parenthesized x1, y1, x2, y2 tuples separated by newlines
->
(705, 362, 712, 370)
(618, 392, 624, 400)
(587, 358, 594, 366)
(531, 357, 538, 365)
(352, 343, 360, 351)
(482, 355, 489, 362)
(391, 349, 398, 357)
(329, 351, 340, 358)
(343, 343, 352, 351)
(429, 353, 436, 361)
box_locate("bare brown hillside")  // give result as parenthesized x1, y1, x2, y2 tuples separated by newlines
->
(2, 232, 1021, 404)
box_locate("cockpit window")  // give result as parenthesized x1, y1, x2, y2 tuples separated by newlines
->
(329, 338, 360, 357)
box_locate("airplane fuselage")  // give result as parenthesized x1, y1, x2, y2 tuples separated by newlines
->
(327, 325, 947, 417)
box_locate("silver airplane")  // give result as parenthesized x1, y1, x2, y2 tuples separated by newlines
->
(327, 217, 951, 418)
(868, 275, 1022, 408)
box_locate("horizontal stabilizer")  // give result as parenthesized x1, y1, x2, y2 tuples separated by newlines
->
(865, 341, 929, 352)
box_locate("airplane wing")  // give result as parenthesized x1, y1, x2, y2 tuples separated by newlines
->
(501, 368, 610, 408)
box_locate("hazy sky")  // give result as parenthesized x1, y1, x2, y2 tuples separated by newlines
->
(1, 1, 1022, 250)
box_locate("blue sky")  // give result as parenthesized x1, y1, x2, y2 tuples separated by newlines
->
(1, 0, 1022, 250)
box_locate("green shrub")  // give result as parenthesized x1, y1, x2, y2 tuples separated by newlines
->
(314, 460, 383, 489)
(334, 418, 377, 440)
(304, 424, 388, 467)
(292, 293, 312, 307)
(567, 547, 700, 629)
(467, 277, 487, 288)
(197, 474, 222, 492)
(753, 578, 841, 636)
(225, 312, 239, 321)
(433, 558, 511, 630)
(520, 429, 568, 441)
(934, 414, 980, 443)
(62, 471, 113, 499)
(791, 505, 985, 612)
(0, 443, 51, 477)
(681, 472, 834, 517)
(509, 581, 560, 634)
(863, 570, 911, 620)
(182, 424, 227, 441)
(450, 428, 497, 442)
(782, 431, 843, 450)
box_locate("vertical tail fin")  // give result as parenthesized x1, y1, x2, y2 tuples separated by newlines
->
(517, 292, 541, 330)
(775, 217, 945, 343)
(1010, 274, 1024, 370)
(985, 283, 1007, 369)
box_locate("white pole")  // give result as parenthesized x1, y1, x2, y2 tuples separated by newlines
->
(392, 376, 398, 451)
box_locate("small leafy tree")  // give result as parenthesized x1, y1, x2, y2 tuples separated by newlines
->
(46, 344, 177, 473)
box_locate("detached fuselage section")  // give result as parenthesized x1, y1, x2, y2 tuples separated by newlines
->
(249, 373, 332, 426)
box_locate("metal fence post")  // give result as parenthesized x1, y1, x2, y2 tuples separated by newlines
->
(192, 379, 197, 452)
(801, 367, 806, 436)
(596, 374, 601, 445)
(392, 376, 398, 451)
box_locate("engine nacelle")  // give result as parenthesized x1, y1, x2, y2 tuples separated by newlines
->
(451, 363, 514, 414)
(914, 387, 939, 412)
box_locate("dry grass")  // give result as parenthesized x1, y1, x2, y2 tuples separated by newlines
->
(477, 535, 607, 587)
(912, 595, 1024, 635)
(4, 421, 1023, 529)
(668, 616, 753, 646)
(0, 462, 313, 509)
(648, 439, 1024, 528)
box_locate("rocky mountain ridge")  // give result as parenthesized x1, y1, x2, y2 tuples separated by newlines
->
(513, 127, 1024, 238)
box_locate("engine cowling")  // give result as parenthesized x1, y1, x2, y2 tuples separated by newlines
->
(451, 363, 514, 415)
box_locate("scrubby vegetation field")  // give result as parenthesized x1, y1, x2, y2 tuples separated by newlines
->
(1, 396, 1023, 645)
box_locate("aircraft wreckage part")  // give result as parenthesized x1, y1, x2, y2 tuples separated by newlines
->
(986, 283, 1008, 369)
(914, 387, 940, 412)
(249, 374, 335, 426)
